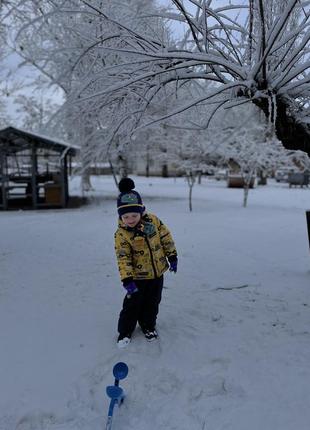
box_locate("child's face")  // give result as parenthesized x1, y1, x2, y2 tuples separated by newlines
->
(121, 212, 141, 228)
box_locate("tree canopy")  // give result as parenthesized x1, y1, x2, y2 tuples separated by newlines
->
(1, 0, 309, 161)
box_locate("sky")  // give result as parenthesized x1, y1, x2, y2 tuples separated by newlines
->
(0, 51, 64, 126)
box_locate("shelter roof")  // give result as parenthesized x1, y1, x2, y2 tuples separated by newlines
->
(0, 126, 80, 155)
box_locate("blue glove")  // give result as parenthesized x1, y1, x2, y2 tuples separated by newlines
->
(123, 281, 138, 295)
(169, 260, 178, 273)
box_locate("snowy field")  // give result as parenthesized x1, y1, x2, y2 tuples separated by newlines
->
(1, 176, 310, 430)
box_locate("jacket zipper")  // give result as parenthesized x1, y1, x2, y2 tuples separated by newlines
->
(145, 236, 158, 278)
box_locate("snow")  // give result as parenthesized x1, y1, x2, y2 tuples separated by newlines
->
(1, 176, 310, 430)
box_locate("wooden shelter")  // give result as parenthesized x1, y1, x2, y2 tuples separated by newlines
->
(0, 126, 79, 210)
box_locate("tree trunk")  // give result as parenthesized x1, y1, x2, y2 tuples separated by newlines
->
(242, 170, 255, 207)
(197, 171, 202, 184)
(186, 172, 196, 212)
(81, 168, 93, 192)
(257, 169, 267, 185)
(146, 145, 150, 177)
(188, 183, 193, 212)
(275, 100, 310, 155)
(118, 154, 128, 179)
(243, 185, 249, 208)
(162, 164, 168, 178)
(109, 158, 119, 189)
(253, 98, 310, 155)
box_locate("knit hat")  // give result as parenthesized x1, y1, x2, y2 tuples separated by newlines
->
(117, 178, 145, 216)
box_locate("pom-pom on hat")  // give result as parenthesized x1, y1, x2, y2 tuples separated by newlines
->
(117, 178, 144, 216)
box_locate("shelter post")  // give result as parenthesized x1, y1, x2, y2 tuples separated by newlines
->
(306, 211, 310, 250)
(0, 150, 8, 210)
(31, 144, 38, 209)
(60, 156, 66, 208)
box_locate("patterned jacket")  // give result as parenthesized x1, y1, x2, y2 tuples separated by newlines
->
(114, 212, 177, 281)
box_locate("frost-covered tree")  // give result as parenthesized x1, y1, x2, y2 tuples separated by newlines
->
(14, 93, 56, 131)
(3, 0, 309, 184)
(223, 135, 289, 207)
(164, 100, 309, 208)
(165, 129, 215, 211)
(4, 0, 169, 184)
(215, 120, 308, 207)
(0, 101, 7, 128)
(49, 0, 309, 155)
(0, 2, 11, 128)
(14, 76, 61, 132)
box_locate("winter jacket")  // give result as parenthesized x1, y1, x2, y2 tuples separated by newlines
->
(114, 212, 177, 282)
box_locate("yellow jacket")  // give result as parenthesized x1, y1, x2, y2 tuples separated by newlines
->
(114, 212, 177, 281)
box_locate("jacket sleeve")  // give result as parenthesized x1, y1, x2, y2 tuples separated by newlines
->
(155, 216, 177, 259)
(114, 230, 134, 282)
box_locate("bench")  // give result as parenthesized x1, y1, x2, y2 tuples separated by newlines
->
(227, 175, 255, 188)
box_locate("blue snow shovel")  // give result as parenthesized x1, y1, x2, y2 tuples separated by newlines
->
(113, 361, 128, 386)
(105, 362, 129, 430)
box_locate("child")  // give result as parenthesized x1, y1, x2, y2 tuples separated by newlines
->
(114, 178, 178, 348)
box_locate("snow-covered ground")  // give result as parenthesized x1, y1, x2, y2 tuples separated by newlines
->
(1, 176, 309, 430)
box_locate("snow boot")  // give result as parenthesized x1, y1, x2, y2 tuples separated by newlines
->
(117, 334, 131, 348)
(144, 329, 158, 342)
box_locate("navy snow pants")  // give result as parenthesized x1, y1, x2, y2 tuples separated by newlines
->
(117, 276, 164, 337)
